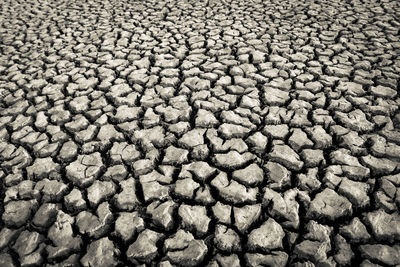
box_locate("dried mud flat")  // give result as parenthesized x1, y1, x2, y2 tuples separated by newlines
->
(0, 0, 400, 266)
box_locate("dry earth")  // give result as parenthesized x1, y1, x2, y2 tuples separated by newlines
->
(0, 0, 400, 266)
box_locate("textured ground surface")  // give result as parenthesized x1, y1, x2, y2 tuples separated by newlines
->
(0, 0, 400, 266)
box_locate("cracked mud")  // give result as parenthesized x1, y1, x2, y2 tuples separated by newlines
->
(0, 0, 400, 266)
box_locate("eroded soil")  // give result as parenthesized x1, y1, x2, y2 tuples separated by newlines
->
(0, 0, 400, 266)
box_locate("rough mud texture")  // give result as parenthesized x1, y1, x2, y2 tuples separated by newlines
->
(0, 0, 400, 266)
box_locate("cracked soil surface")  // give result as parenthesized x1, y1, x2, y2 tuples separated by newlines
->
(0, 0, 400, 266)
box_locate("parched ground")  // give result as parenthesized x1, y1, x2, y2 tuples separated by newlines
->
(0, 0, 400, 266)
